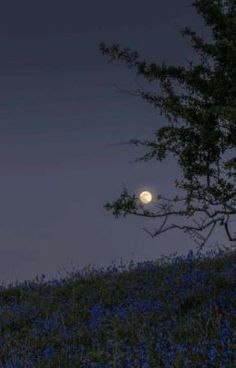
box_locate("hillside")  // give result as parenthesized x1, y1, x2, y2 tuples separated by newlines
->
(0, 246, 236, 367)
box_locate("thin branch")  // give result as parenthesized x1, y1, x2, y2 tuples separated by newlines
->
(224, 214, 236, 241)
(142, 214, 169, 238)
(141, 214, 224, 251)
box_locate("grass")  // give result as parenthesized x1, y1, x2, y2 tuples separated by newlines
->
(0, 245, 236, 367)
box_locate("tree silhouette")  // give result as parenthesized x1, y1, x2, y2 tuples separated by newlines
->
(99, 0, 236, 252)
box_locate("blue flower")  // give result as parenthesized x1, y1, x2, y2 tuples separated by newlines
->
(43, 346, 55, 359)
(209, 346, 217, 361)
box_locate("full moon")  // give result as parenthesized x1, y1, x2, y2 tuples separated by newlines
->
(139, 191, 152, 204)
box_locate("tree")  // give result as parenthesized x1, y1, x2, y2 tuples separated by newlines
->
(99, 0, 236, 253)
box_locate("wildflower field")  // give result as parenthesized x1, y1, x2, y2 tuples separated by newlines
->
(1, 246, 236, 367)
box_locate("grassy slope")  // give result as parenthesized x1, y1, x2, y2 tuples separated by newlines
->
(0, 247, 236, 367)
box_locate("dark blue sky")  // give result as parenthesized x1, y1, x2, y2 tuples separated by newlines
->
(0, 0, 228, 287)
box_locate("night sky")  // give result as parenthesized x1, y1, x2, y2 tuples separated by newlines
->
(0, 0, 229, 287)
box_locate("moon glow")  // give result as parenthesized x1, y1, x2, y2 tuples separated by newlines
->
(139, 191, 152, 204)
